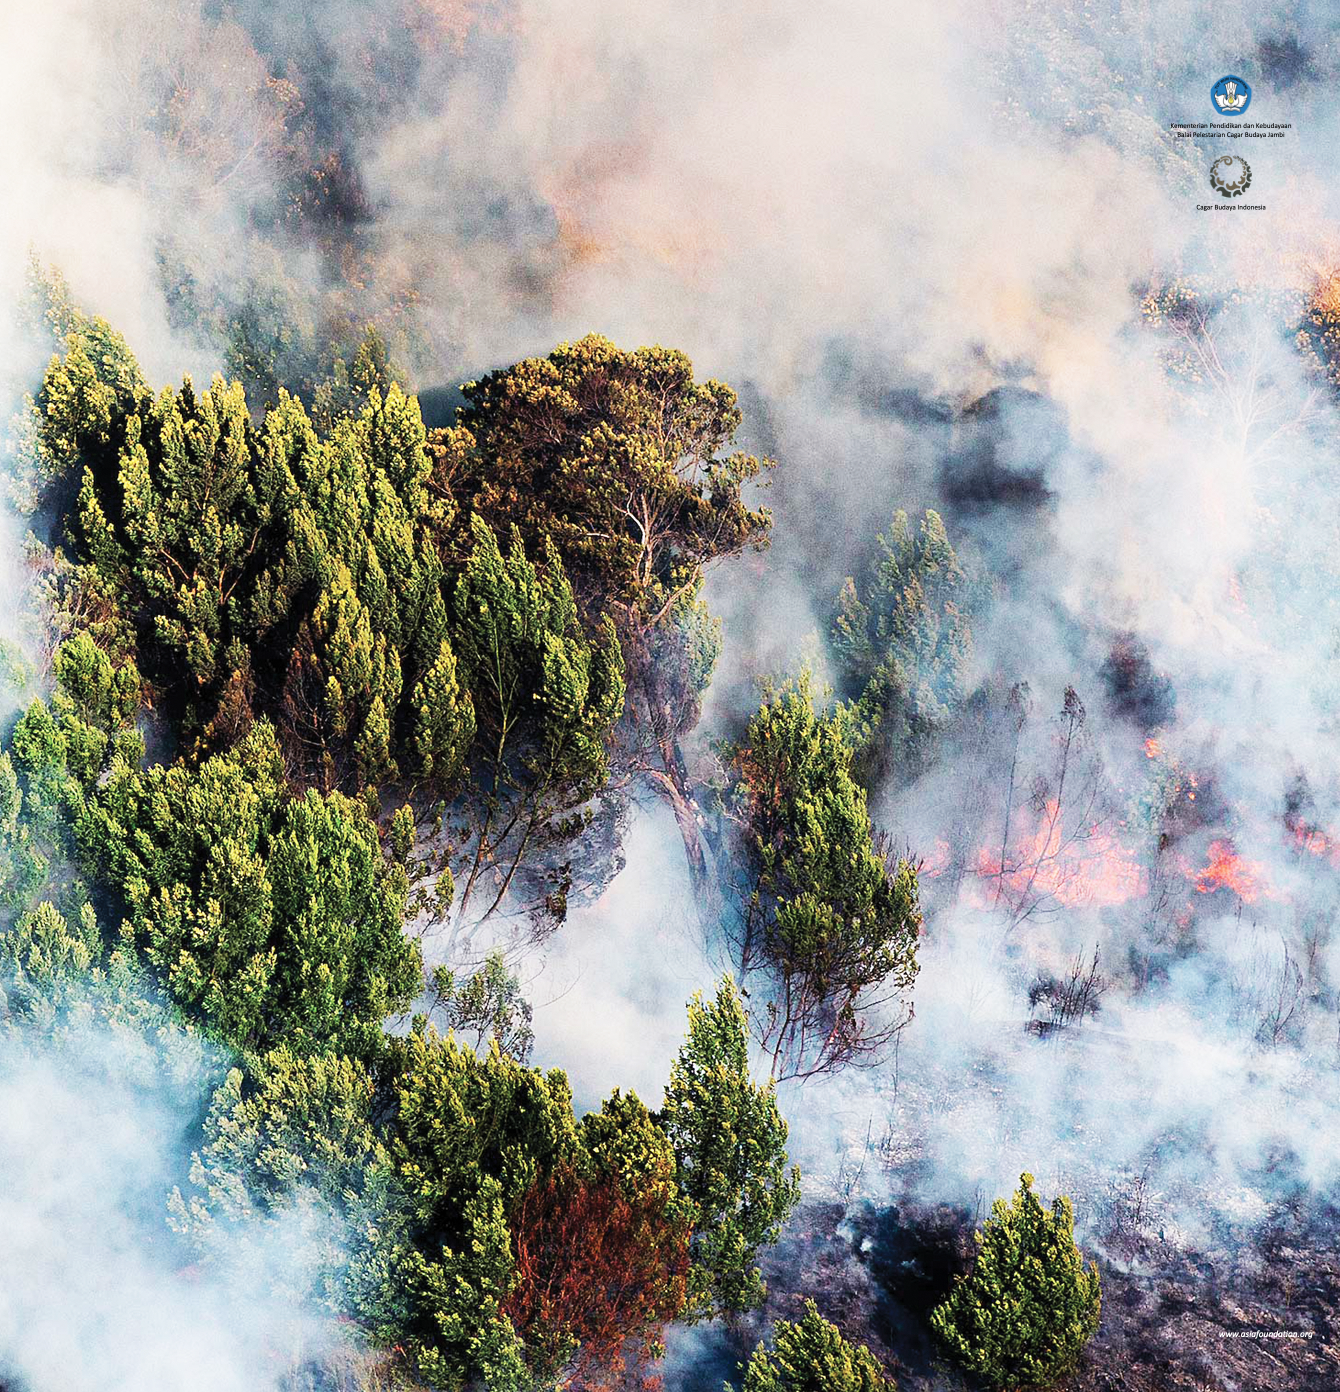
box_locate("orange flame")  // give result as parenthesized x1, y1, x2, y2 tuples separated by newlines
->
(1287, 817, 1340, 868)
(976, 802, 1146, 909)
(1191, 840, 1270, 901)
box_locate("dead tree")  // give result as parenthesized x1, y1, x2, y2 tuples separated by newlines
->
(1028, 945, 1107, 1037)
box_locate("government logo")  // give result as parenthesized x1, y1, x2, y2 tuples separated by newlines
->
(1209, 155, 1251, 198)
(1212, 76, 1251, 115)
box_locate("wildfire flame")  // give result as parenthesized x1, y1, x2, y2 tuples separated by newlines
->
(924, 796, 1290, 917)
(918, 839, 952, 878)
(975, 802, 1146, 910)
(1287, 815, 1340, 868)
(1191, 839, 1270, 901)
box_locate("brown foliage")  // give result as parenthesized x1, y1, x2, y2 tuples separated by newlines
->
(503, 1162, 690, 1390)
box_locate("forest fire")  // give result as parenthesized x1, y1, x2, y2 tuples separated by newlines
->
(14, 2, 1340, 1388)
(972, 802, 1146, 912)
(924, 808, 1281, 919)
(1188, 839, 1271, 902)
(1286, 813, 1340, 868)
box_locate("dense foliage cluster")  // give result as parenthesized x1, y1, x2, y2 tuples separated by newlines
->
(0, 279, 824, 1389)
(15, 289, 798, 938)
(659, 980, 800, 1317)
(0, 635, 798, 1386)
(0, 268, 959, 1389)
(723, 672, 922, 1080)
(736, 1301, 895, 1392)
(930, 1173, 1102, 1389)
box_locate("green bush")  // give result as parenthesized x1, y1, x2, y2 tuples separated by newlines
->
(737, 1301, 893, 1392)
(930, 1173, 1101, 1389)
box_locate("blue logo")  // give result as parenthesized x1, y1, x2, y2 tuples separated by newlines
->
(1211, 75, 1251, 116)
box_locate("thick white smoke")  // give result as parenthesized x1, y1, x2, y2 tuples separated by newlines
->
(0, 1027, 343, 1392)
(6, 0, 1340, 1382)
(367, 0, 1340, 1259)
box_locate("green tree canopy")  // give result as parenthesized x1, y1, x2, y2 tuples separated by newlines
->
(449, 516, 625, 930)
(724, 672, 921, 1079)
(658, 977, 800, 1319)
(832, 509, 977, 783)
(5, 636, 421, 1059)
(175, 1022, 709, 1391)
(430, 334, 775, 894)
(930, 1172, 1102, 1390)
(169, 1043, 389, 1311)
(431, 335, 771, 634)
(736, 1301, 895, 1392)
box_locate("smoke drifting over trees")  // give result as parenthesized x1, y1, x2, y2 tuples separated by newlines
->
(6, 1, 1340, 1390)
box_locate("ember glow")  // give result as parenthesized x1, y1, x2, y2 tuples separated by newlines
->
(973, 802, 1146, 911)
(1287, 814, 1340, 868)
(1188, 839, 1272, 902)
(918, 838, 953, 878)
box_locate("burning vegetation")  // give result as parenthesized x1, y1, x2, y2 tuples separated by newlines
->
(7, 261, 1335, 1388)
(7, 4, 1340, 1391)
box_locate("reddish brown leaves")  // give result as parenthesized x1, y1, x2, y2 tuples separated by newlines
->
(504, 1163, 690, 1390)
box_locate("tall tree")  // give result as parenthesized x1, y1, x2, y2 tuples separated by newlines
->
(429, 335, 774, 894)
(448, 517, 625, 937)
(930, 1173, 1102, 1390)
(351, 1021, 582, 1386)
(433, 335, 771, 637)
(723, 673, 921, 1080)
(0, 633, 141, 925)
(658, 978, 800, 1320)
(427, 949, 536, 1063)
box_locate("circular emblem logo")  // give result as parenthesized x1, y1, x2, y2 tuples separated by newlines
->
(1211, 75, 1251, 116)
(1209, 156, 1252, 198)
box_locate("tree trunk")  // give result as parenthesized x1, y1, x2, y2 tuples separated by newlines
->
(645, 759, 708, 906)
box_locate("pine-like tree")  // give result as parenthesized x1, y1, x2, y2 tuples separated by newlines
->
(930, 1173, 1101, 1390)
(736, 1301, 894, 1392)
(658, 978, 800, 1320)
(449, 517, 625, 930)
(724, 671, 921, 1080)
(832, 509, 978, 784)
